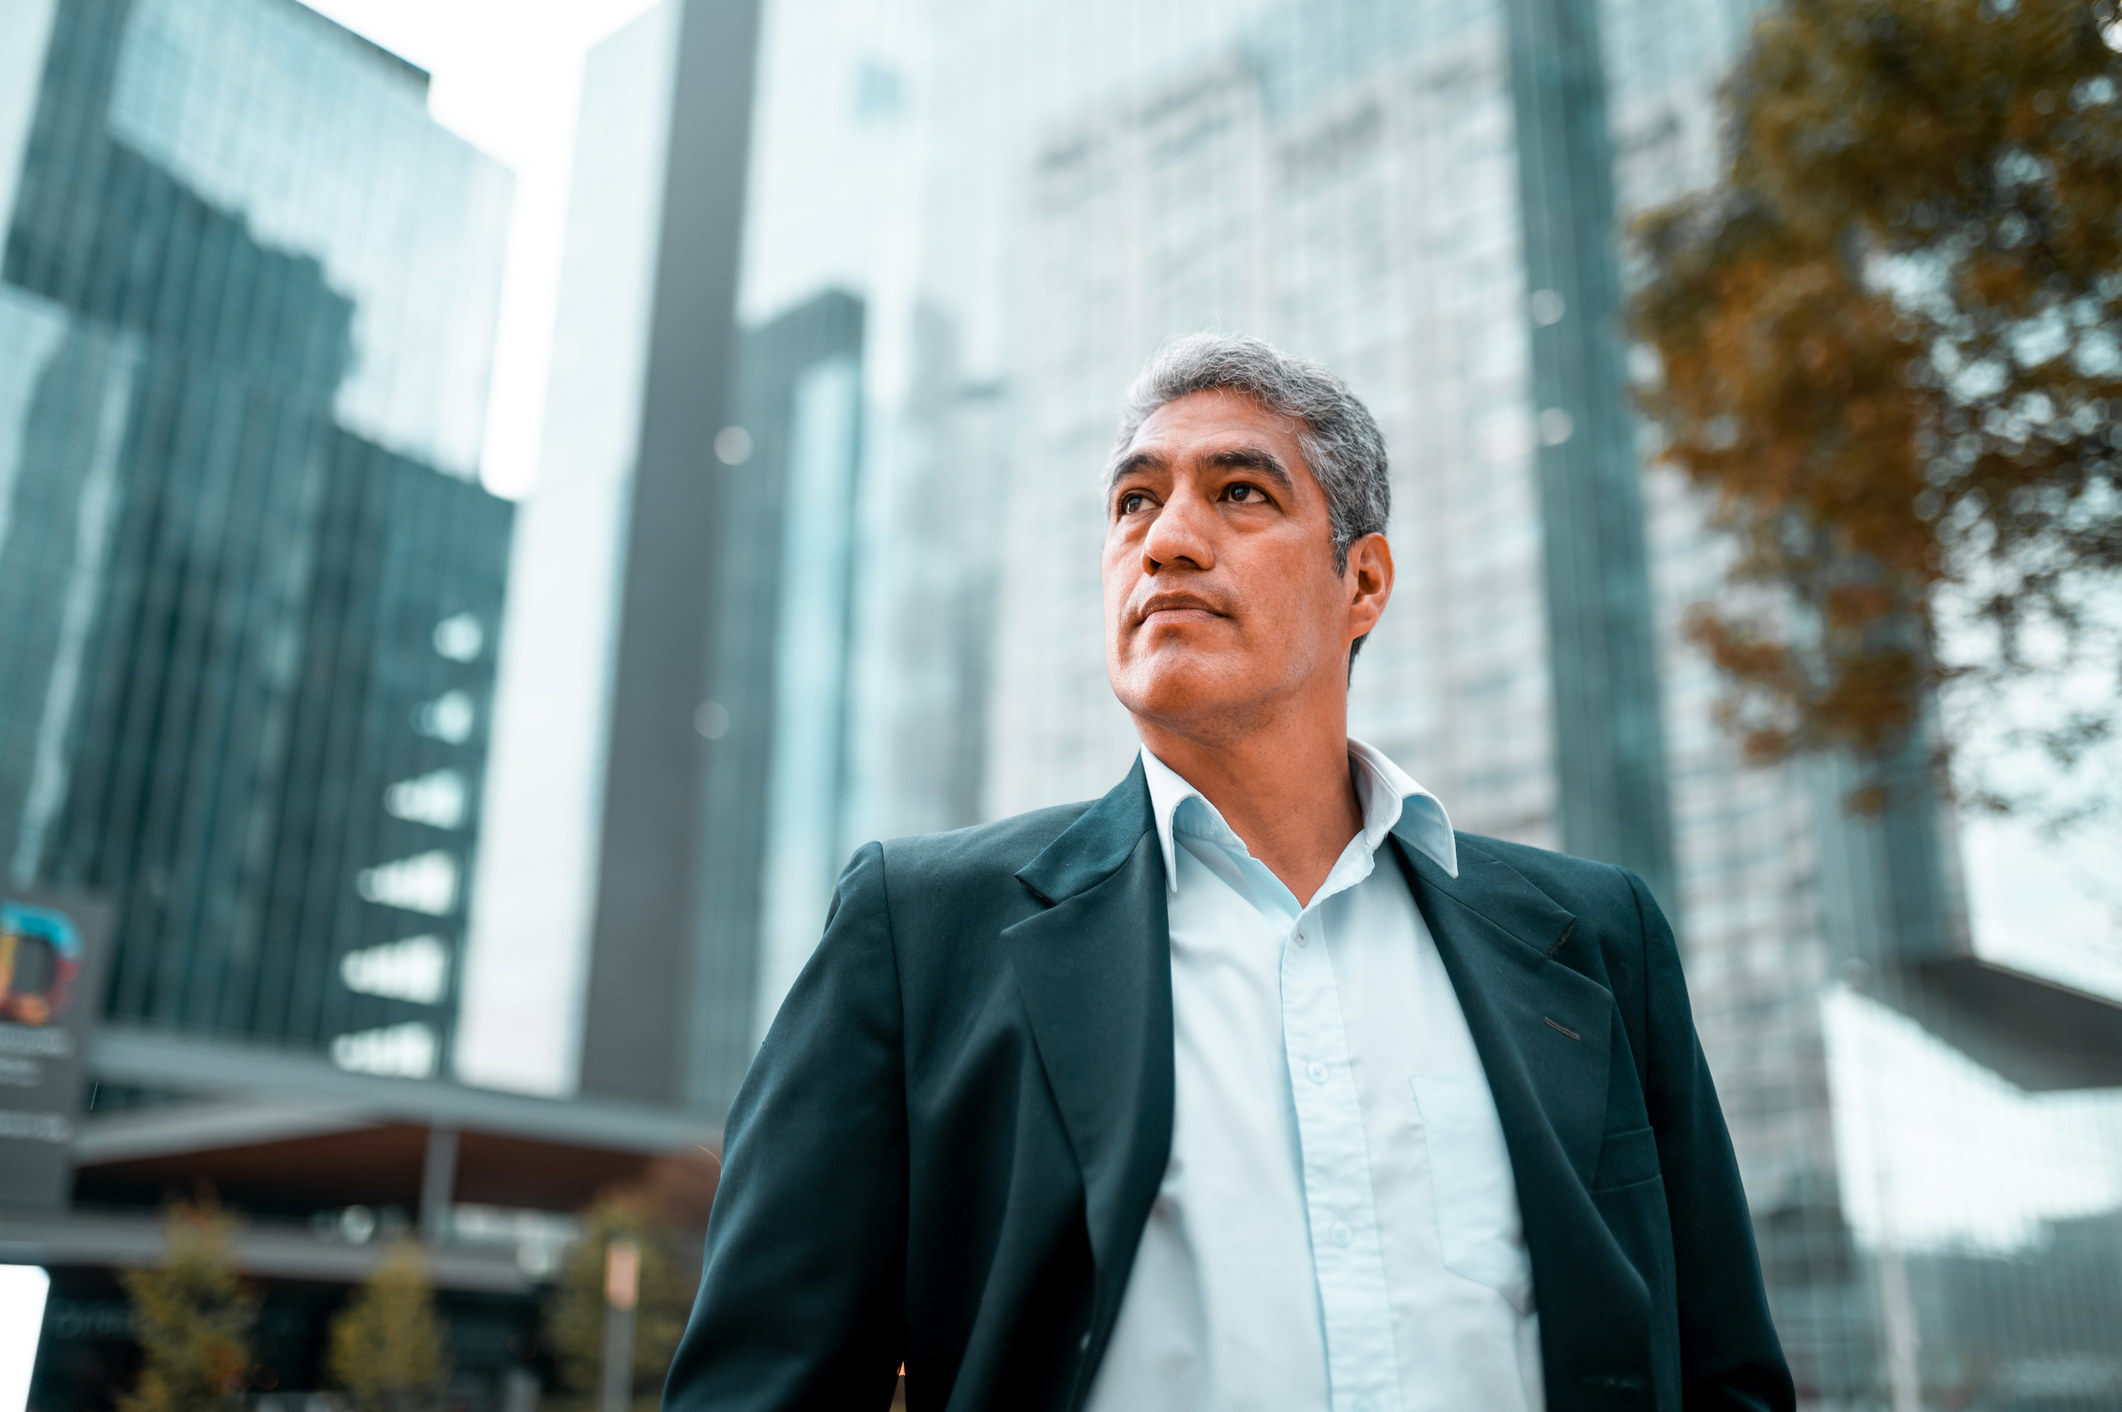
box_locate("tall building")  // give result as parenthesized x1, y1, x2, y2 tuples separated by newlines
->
(994, 0, 1677, 908)
(0, 8, 765, 1411)
(1, 8, 731, 1410)
(462, 0, 1015, 1111)
(1603, 1, 2122, 1401)
(0, 0, 514, 1077)
(694, 289, 866, 1092)
(991, 3, 1579, 852)
(460, 0, 774, 1110)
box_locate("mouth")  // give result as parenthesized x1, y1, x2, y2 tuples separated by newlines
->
(1133, 592, 1230, 630)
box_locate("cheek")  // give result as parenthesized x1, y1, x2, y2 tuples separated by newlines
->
(1100, 546, 1132, 620)
(1236, 538, 1321, 607)
(1243, 546, 1347, 649)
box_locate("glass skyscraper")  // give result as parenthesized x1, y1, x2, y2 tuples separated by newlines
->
(0, 0, 514, 1077)
(463, 0, 792, 1116)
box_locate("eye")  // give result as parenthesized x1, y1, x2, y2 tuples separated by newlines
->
(1224, 482, 1264, 503)
(1118, 490, 1152, 515)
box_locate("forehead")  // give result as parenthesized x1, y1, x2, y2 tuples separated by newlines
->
(1118, 388, 1310, 469)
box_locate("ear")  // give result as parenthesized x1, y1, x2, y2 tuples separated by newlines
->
(1344, 531, 1393, 641)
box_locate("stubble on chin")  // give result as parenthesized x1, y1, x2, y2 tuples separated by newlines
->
(1111, 635, 1262, 746)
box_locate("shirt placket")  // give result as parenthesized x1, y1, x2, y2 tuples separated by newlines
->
(1281, 894, 1404, 1412)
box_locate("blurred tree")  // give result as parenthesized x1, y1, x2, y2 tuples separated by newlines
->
(118, 1201, 256, 1412)
(1635, 0, 2122, 813)
(545, 1155, 715, 1412)
(327, 1240, 450, 1412)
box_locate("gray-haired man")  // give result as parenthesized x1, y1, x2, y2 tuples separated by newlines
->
(664, 335, 1792, 1412)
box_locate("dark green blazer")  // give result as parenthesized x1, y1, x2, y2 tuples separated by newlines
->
(664, 762, 1794, 1412)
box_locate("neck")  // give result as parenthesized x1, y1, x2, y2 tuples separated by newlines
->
(1136, 697, 1363, 906)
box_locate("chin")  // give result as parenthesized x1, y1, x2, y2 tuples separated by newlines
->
(1110, 649, 1254, 729)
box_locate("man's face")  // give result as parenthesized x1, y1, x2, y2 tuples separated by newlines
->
(1102, 388, 1391, 739)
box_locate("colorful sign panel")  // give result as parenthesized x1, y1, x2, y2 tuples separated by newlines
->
(0, 892, 109, 1207)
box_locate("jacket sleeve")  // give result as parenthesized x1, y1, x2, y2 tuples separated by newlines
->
(1628, 868, 1796, 1412)
(664, 841, 908, 1412)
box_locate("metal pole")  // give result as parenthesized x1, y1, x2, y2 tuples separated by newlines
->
(600, 1237, 641, 1412)
(418, 1126, 459, 1245)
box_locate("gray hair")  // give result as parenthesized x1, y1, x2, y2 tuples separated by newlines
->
(1108, 333, 1390, 572)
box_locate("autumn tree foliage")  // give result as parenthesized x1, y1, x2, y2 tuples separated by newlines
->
(118, 1202, 256, 1412)
(327, 1240, 450, 1412)
(545, 1153, 717, 1412)
(547, 1197, 698, 1411)
(1635, 0, 2122, 810)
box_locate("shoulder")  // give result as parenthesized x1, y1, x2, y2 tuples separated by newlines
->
(868, 800, 1094, 909)
(845, 803, 1095, 1002)
(1453, 830, 1650, 927)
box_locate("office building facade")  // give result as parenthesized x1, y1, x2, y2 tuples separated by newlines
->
(462, 0, 1023, 1115)
(0, 0, 513, 1076)
(462, 0, 793, 1115)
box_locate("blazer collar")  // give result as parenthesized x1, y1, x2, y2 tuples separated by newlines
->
(1397, 821, 1571, 953)
(1004, 763, 1173, 1380)
(1016, 756, 1158, 904)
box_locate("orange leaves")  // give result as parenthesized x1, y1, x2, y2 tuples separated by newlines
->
(1634, 0, 2122, 783)
(1963, 254, 2033, 311)
(1822, 581, 1895, 627)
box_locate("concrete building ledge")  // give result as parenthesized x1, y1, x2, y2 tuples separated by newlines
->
(0, 1205, 535, 1291)
(88, 1025, 721, 1153)
(1867, 957, 2122, 1092)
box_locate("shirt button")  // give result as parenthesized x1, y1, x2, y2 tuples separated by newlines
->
(1294, 927, 1310, 948)
(1330, 1222, 1352, 1247)
(1306, 1061, 1329, 1084)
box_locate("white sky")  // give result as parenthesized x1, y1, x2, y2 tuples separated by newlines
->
(300, 0, 661, 500)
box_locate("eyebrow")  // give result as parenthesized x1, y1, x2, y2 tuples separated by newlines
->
(1203, 446, 1296, 494)
(1109, 449, 1163, 484)
(1107, 444, 1297, 495)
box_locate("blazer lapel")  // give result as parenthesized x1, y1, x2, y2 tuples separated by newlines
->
(1002, 761, 1173, 1346)
(1392, 828, 1611, 1191)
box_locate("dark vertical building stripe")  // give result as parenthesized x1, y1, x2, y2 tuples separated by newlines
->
(1504, 0, 1676, 908)
(576, 0, 766, 1104)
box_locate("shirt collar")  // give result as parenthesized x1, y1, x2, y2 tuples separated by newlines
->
(1138, 737, 1459, 894)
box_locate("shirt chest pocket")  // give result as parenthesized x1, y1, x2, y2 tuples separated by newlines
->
(1410, 1073, 1534, 1314)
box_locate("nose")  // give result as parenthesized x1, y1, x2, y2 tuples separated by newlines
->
(1140, 491, 1215, 574)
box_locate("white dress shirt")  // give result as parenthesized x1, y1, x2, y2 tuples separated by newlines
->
(1082, 740, 1545, 1412)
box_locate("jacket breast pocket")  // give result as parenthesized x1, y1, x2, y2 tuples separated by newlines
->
(1410, 1073, 1533, 1313)
(1593, 1124, 1662, 1192)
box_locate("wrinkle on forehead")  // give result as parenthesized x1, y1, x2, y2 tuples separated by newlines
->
(1104, 387, 1312, 486)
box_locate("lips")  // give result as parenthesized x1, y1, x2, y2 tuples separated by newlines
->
(1133, 591, 1229, 627)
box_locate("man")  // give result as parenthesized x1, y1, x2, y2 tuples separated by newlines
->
(665, 335, 1793, 1412)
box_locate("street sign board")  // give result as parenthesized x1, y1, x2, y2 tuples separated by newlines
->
(0, 891, 109, 1207)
